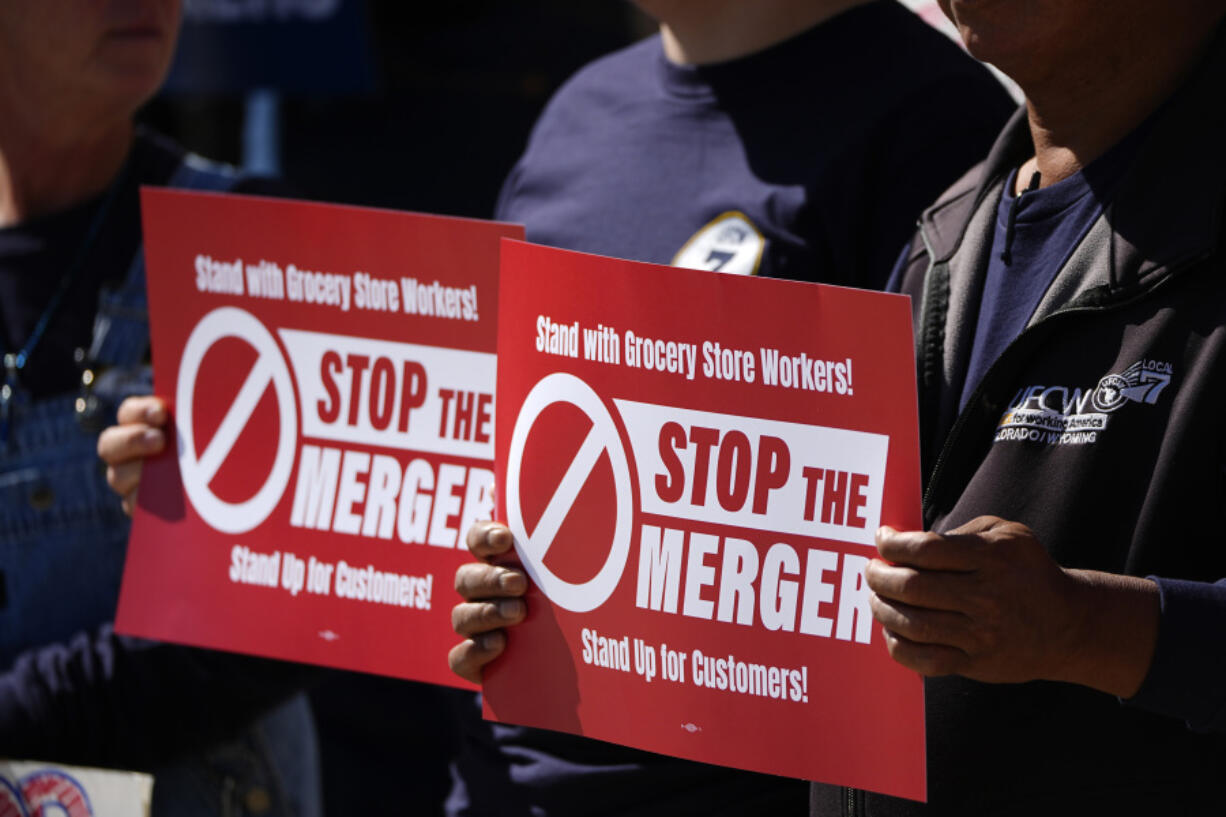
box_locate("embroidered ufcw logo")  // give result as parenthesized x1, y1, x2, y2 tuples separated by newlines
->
(994, 359, 1173, 447)
(1090, 360, 1171, 412)
(672, 212, 765, 276)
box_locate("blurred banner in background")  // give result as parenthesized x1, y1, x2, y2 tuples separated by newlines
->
(144, 1, 642, 216)
(165, 0, 376, 95)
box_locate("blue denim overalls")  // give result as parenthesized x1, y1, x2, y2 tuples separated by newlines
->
(0, 154, 321, 817)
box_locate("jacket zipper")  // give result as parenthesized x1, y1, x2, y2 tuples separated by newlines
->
(844, 785, 861, 817)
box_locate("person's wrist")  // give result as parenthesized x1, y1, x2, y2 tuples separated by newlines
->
(1058, 569, 1159, 697)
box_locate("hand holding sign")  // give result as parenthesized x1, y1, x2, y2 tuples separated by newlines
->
(867, 517, 1160, 698)
(449, 521, 529, 683)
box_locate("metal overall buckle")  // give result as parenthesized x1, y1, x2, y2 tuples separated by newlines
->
(73, 347, 107, 434)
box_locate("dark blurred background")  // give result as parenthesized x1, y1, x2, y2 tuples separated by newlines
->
(141, 0, 652, 216)
(137, 2, 650, 813)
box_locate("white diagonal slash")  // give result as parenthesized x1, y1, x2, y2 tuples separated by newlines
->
(523, 427, 606, 561)
(193, 357, 277, 484)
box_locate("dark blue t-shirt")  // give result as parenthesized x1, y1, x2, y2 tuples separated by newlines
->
(452, 3, 1016, 816)
(495, 1, 1014, 290)
(957, 124, 1152, 409)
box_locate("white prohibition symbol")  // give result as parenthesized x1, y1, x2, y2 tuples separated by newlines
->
(505, 373, 634, 613)
(176, 306, 298, 534)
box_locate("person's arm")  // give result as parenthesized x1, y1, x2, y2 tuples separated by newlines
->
(1125, 577, 1226, 731)
(0, 624, 314, 767)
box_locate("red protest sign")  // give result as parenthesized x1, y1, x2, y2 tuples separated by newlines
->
(115, 189, 522, 687)
(486, 240, 926, 799)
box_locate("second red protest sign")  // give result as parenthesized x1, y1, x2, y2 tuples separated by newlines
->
(487, 240, 926, 800)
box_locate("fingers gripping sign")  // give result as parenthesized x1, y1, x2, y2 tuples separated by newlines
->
(866, 517, 1091, 684)
(449, 521, 529, 683)
(98, 395, 169, 516)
